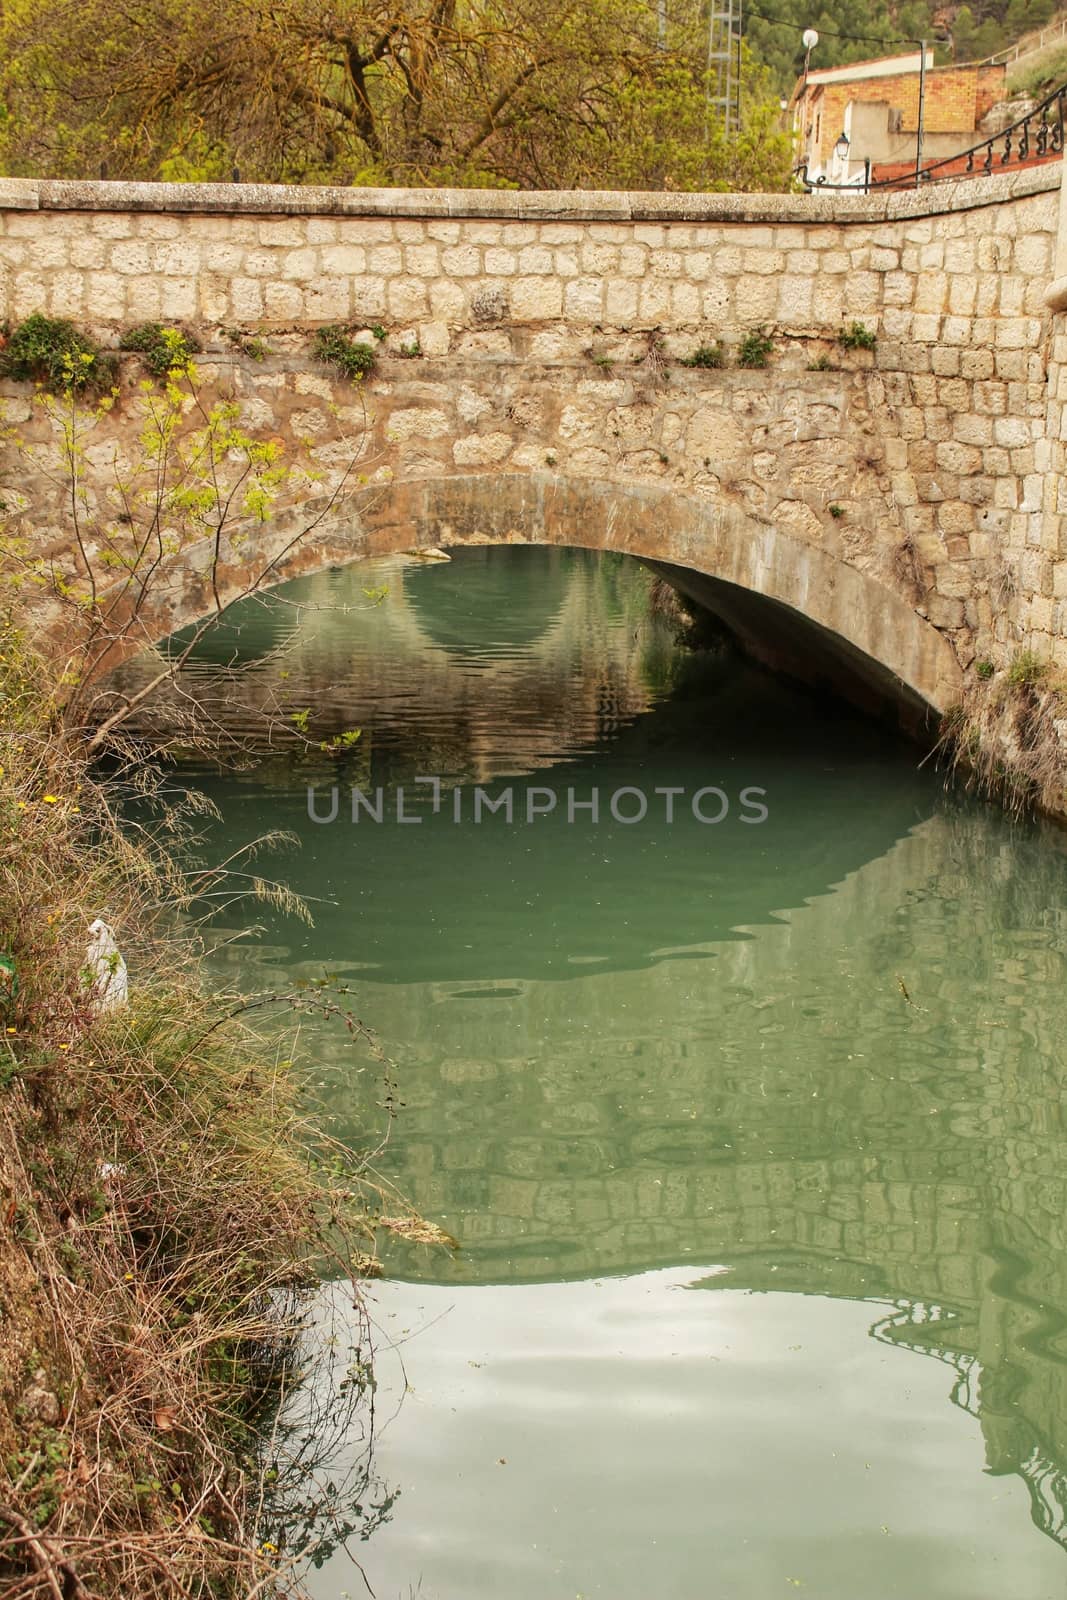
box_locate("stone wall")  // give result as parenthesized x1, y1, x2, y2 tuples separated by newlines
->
(2, 168, 1067, 760)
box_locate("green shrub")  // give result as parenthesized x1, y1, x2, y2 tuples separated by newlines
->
(313, 325, 377, 380)
(0, 313, 116, 393)
(1008, 649, 1048, 689)
(119, 322, 202, 378)
(838, 320, 877, 352)
(828, 502, 845, 519)
(807, 352, 835, 371)
(681, 342, 726, 369)
(976, 659, 995, 681)
(738, 326, 774, 369)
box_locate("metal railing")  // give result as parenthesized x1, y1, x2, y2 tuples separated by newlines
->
(992, 15, 1067, 67)
(795, 80, 1066, 193)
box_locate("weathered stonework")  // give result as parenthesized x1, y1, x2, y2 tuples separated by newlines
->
(4, 167, 1067, 779)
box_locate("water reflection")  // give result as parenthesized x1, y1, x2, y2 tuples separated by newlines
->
(146, 548, 1067, 1594)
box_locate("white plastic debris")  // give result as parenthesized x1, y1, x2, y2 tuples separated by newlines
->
(85, 918, 129, 1014)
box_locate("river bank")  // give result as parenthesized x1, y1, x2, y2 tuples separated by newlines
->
(0, 622, 387, 1599)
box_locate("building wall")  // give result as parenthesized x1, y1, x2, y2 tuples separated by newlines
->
(798, 61, 1007, 173)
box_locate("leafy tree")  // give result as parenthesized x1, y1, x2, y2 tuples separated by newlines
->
(0, 0, 792, 191)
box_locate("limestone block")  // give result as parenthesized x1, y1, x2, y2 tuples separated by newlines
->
(960, 348, 994, 379)
(931, 347, 960, 376)
(947, 276, 977, 316)
(263, 280, 305, 319)
(671, 282, 701, 322)
(812, 278, 844, 325)
(417, 320, 451, 357)
(994, 416, 1033, 448)
(387, 407, 451, 440)
(685, 406, 746, 464)
(940, 316, 973, 346)
(1015, 233, 1052, 276)
(260, 221, 310, 247)
(350, 276, 387, 318)
(47, 271, 85, 317)
(111, 240, 153, 275)
(776, 276, 813, 323)
(565, 277, 604, 321)
(517, 245, 553, 275)
(428, 279, 466, 321)
(772, 498, 823, 540)
(127, 275, 164, 319)
(974, 381, 1008, 414)
(484, 248, 517, 277)
(953, 413, 992, 446)
(618, 246, 647, 278)
(638, 280, 673, 321)
(937, 500, 975, 535)
(385, 277, 428, 321)
(701, 281, 732, 322)
(453, 431, 512, 465)
(650, 250, 684, 278)
(305, 277, 350, 320)
(160, 280, 198, 320)
(83, 272, 126, 320)
(683, 251, 713, 280)
(606, 279, 640, 322)
(231, 278, 265, 318)
(511, 277, 563, 321)
(736, 276, 777, 322)
(364, 245, 401, 277)
(321, 244, 368, 275)
(935, 440, 982, 474)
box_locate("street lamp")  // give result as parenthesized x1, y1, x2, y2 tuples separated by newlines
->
(802, 26, 818, 80)
(834, 131, 850, 162)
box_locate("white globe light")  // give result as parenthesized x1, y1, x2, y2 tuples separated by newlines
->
(802, 28, 819, 49)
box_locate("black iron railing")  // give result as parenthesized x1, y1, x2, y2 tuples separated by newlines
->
(795, 81, 1067, 193)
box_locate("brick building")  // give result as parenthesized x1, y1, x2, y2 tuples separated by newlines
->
(791, 52, 1009, 186)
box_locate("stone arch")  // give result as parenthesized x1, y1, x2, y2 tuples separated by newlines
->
(129, 470, 962, 720)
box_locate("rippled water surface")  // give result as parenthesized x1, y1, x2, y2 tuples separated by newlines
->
(156, 547, 1067, 1599)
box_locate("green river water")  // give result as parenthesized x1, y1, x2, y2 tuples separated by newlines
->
(156, 546, 1067, 1599)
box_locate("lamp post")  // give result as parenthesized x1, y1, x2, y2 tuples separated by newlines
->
(915, 38, 927, 187)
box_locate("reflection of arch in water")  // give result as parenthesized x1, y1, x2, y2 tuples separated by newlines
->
(400, 544, 573, 663)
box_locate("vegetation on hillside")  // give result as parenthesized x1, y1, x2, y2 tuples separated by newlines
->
(0, 0, 792, 191)
(748, 0, 1059, 95)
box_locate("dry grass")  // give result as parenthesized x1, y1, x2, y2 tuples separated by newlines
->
(0, 622, 440, 1597)
(934, 654, 1067, 818)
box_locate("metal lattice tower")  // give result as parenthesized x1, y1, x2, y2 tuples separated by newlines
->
(707, 0, 742, 134)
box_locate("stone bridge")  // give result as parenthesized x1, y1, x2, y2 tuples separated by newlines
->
(4, 166, 1067, 752)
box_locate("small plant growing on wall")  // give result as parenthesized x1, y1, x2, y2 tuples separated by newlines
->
(120, 322, 202, 379)
(828, 502, 845, 518)
(807, 352, 835, 371)
(224, 328, 270, 361)
(1008, 649, 1048, 689)
(313, 325, 377, 380)
(976, 660, 995, 680)
(681, 343, 726, 369)
(738, 327, 773, 369)
(0, 312, 116, 393)
(838, 321, 877, 351)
